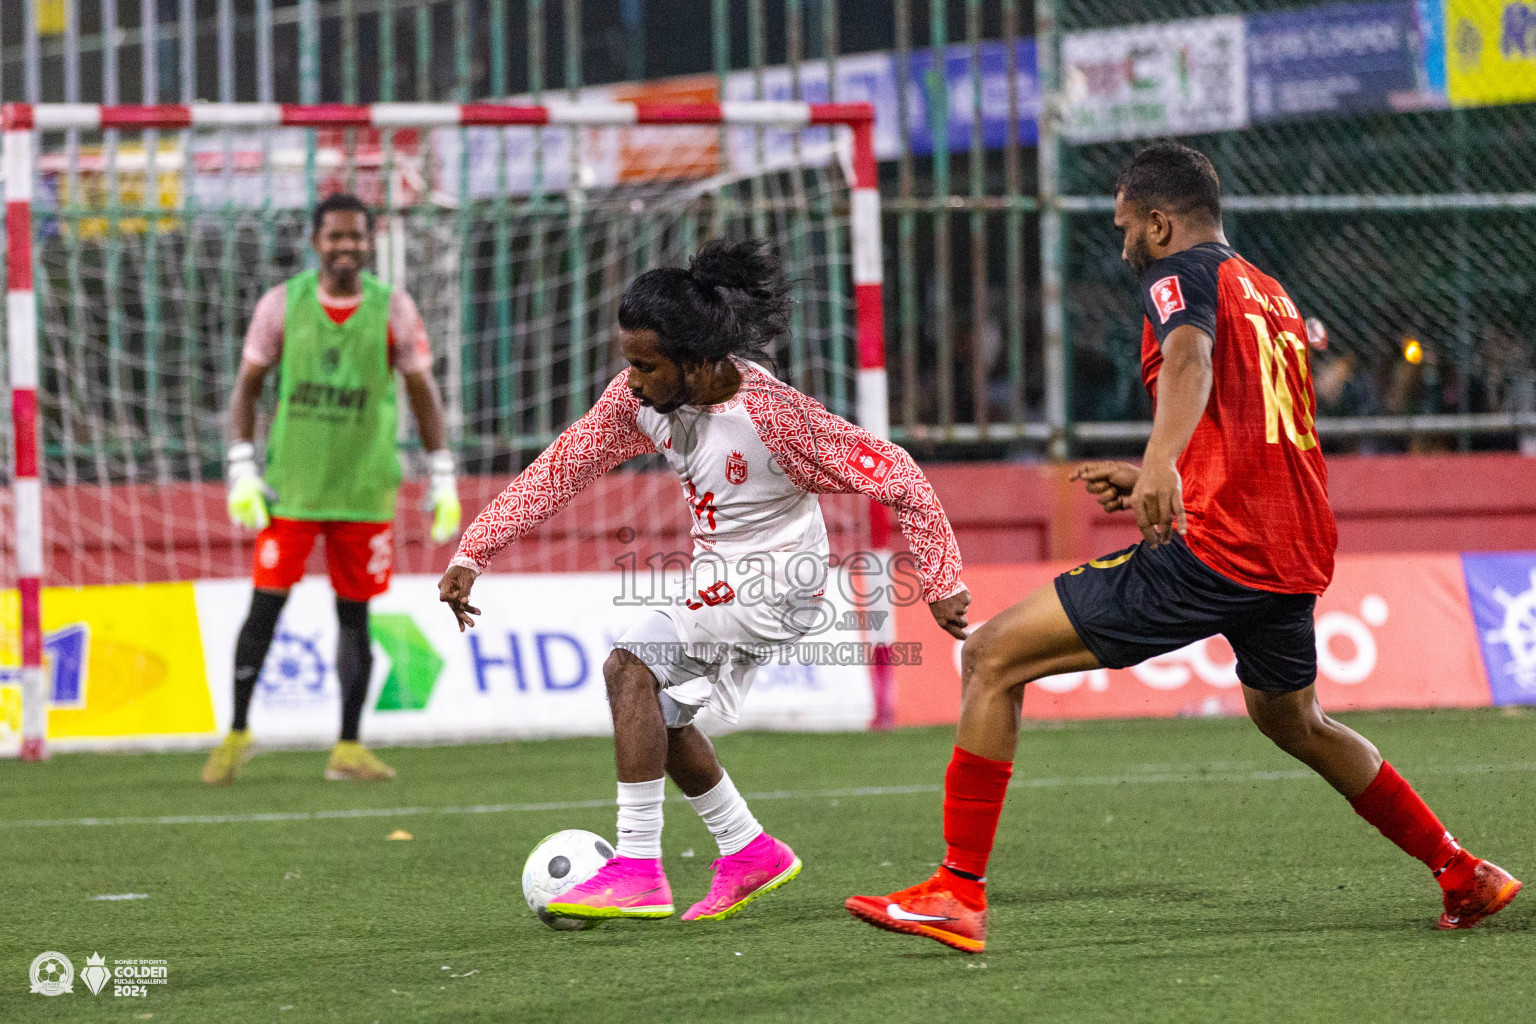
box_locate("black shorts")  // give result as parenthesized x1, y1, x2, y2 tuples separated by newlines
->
(1053, 537, 1318, 694)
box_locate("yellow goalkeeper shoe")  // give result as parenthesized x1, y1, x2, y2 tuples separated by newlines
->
(201, 730, 254, 786)
(325, 741, 397, 782)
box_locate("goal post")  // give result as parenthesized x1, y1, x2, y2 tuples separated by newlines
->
(1, 99, 892, 760)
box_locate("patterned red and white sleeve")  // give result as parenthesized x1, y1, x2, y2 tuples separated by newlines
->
(450, 372, 657, 574)
(736, 365, 965, 604)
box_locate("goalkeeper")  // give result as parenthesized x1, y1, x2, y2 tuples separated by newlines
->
(202, 193, 459, 785)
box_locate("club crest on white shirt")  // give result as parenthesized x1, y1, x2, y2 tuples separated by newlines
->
(725, 450, 749, 485)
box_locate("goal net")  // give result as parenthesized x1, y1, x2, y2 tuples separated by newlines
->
(1, 101, 886, 753)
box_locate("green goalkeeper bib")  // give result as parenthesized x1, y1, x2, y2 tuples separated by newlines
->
(265, 270, 401, 522)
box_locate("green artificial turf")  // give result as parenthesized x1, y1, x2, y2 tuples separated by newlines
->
(2, 709, 1533, 1023)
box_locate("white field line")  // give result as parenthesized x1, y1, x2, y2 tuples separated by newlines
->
(4, 761, 1535, 831)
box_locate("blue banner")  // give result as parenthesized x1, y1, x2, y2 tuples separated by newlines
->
(904, 40, 1040, 156)
(1247, 1, 1426, 121)
(1461, 552, 1536, 706)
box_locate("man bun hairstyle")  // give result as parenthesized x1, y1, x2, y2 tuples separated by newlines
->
(1114, 142, 1222, 224)
(312, 191, 376, 234)
(617, 238, 792, 367)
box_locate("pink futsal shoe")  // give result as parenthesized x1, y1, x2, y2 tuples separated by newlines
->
(545, 857, 674, 921)
(682, 832, 803, 921)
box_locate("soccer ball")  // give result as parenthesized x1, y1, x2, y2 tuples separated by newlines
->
(522, 829, 614, 931)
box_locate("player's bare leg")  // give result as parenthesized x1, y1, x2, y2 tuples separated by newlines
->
(606, 649, 669, 785)
(1243, 684, 1381, 796)
(955, 584, 1101, 761)
(664, 724, 722, 796)
(665, 723, 801, 921)
(847, 583, 1098, 953)
(548, 649, 674, 920)
(1246, 684, 1520, 928)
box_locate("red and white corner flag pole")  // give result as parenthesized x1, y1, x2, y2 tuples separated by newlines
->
(844, 117, 899, 732)
(4, 104, 47, 760)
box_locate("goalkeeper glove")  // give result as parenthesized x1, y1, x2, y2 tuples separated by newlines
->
(226, 442, 271, 531)
(427, 449, 461, 544)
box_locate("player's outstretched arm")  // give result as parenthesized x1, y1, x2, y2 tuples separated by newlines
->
(439, 373, 656, 624)
(1133, 324, 1212, 547)
(742, 380, 968, 637)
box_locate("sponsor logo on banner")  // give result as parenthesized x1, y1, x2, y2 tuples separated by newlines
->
(1, 583, 215, 749)
(1247, 1, 1435, 120)
(1062, 16, 1248, 142)
(1461, 552, 1536, 704)
(1446, 0, 1536, 105)
(894, 553, 1490, 726)
(901, 40, 1042, 154)
(197, 571, 874, 745)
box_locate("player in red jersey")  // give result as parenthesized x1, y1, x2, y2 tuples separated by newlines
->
(846, 143, 1520, 953)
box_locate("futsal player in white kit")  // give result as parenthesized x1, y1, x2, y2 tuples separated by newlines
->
(438, 239, 970, 922)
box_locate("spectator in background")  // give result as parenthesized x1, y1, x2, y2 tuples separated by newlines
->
(1306, 317, 1377, 454)
(1477, 326, 1536, 455)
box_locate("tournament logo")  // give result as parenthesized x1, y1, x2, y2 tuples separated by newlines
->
(844, 441, 893, 486)
(725, 450, 749, 485)
(30, 951, 73, 996)
(1150, 275, 1186, 324)
(81, 953, 111, 995)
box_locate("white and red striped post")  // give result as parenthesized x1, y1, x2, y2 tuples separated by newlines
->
(836, 113, 898, 730)
(5, 103, 46, 761)
(9, 100, 890, 741)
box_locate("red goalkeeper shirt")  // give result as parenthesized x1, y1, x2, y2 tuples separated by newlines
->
(1139, 242, 1337, 595)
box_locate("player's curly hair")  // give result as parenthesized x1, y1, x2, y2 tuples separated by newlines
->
(1114, 142, 1222, 223)
(617, 238, 791, 367)
(312, 191, 376, 234)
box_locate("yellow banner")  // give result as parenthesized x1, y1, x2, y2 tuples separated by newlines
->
(36, 1, 67, 36)
(1447, 1, 1536, 106)
(1, 583, 215, 742)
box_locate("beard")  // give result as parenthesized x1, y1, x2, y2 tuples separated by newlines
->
(1124, 232, 1155, 276)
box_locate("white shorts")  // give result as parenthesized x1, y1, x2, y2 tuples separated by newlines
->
(612, 553, 829, 727)
(612, 611, 769, 727)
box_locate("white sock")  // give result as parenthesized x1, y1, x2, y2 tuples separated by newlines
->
(685, 770, 764, 856)
(615, 778, 665, 860)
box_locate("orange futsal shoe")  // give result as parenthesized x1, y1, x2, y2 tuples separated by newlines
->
(1438, 859, 1522, 930)
(845, 871, 987, 954)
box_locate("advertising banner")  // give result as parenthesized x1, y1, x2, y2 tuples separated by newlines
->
(724, 52, 905, 170)
(1461, 552, 1536, 705)
(1062, 16, 1249, 143)
(0, 583, 216, 753)
(196, 571, 875, 749)
(1247, 1, 1433, 120)
(1445, 0, 1536, 105)
(902, 40, 1041, 155)
(891, 552, 1490, 727)
(6, 550, 1528, 754)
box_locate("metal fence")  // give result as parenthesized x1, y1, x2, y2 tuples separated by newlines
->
(3, 0, 1534, 461)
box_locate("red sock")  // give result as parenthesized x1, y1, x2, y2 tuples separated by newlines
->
(1347, 761, 1473, 888)
(940, 746, 1013, 907)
